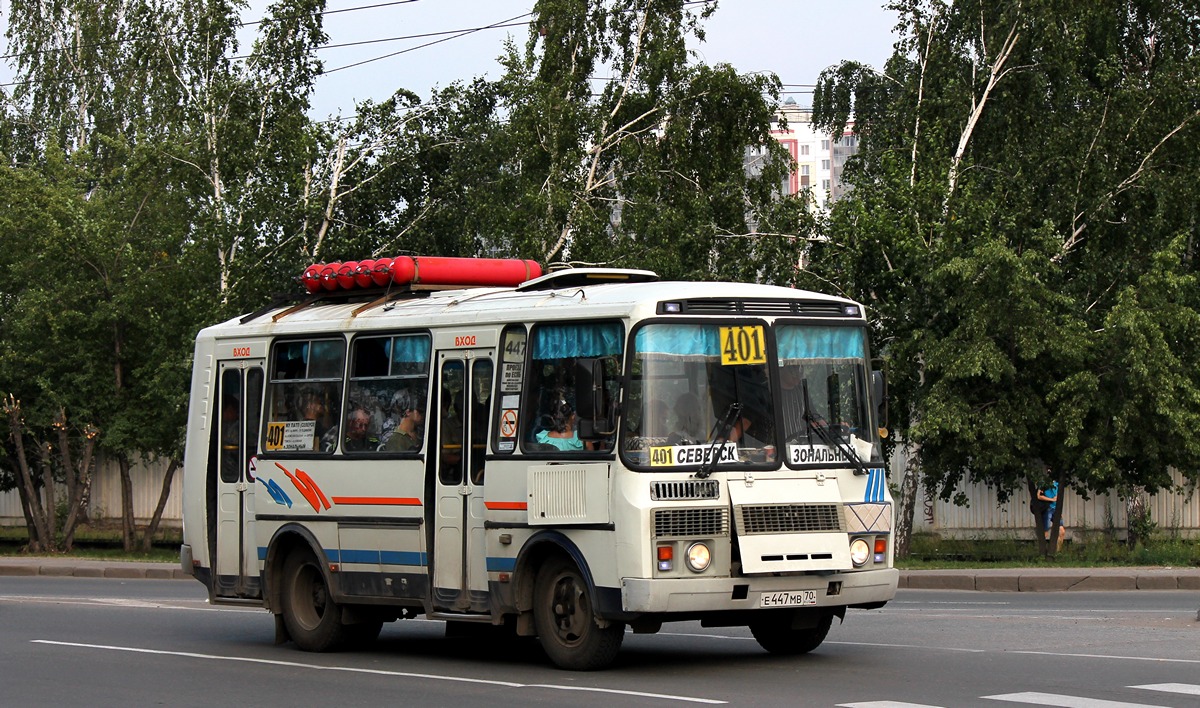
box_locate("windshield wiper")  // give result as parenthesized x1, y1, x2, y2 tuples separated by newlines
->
(696, 402, 742, 479)
(801, 380, 869, 476)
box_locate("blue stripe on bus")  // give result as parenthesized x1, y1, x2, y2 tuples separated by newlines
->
(487, 557, 517, 573)
(865, 468, 886, 503)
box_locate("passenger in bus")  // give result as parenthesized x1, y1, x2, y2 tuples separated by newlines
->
(667, 392, 706, 445)
(535, 398, 590, 451)
(382, 389, 425, 452)
(778, 365, 807, 442)
(299, 387, 338, 452)
(342, 407, 380, 452)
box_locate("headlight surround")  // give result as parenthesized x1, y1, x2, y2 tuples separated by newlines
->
(850, 537, 871, 567)
(685, 542, 712, 572)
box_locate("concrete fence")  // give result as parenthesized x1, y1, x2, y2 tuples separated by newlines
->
(1, 456, 182, 529)
(3, 454, 1198, 539)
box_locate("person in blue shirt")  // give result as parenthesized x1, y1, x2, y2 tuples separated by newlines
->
(535, 398, 590, 451)
(1037, 481, 1059, 539)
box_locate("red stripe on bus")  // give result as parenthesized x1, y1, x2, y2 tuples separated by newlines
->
(331, 497, 422, 506)
(485, 501, 528, 511)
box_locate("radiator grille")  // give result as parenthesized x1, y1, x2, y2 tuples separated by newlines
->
(672, 298, 849, 317)
(653, 508, 729, 538)
(737, 503, 845, 534)
(651, 480, 720, 501)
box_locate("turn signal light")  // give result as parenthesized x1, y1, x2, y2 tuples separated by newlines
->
(657, 545, 673, 571)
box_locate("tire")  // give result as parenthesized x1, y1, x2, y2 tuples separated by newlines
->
(533, 557, 624, 670)
(750, 613, 833, 655)
(280, 548, 348, 652)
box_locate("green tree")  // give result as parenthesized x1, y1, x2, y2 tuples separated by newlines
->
(810, 0, 1200, 555)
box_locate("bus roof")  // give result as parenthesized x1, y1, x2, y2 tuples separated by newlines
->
(199, 272, 864, 341)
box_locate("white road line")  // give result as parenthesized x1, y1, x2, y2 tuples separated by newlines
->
(837, 702, 944, 707)
(982, 692, 1169, 707)
(30, 640, 726, 705)
(1014, 650, 1200, 665)
(826, 641, 985, 653)
(0, 595, 255, 612)
(1131, 683, 1200, 696)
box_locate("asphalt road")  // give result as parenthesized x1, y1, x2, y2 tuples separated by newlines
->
(1, 576, 1197, 706)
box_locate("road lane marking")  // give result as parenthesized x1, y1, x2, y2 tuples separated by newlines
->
(837, 702, 944, 707)
(983, 692, 1169, 707)
(0, 595, 255, 612)
(1014, 650, 1200, 665)
(1131, 683, 1200, 695)
(30, 640, 726, 704)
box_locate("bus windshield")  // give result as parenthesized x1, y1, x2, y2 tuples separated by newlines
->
(622, 321, 881, 470)
(623, 323, 775, 469)
(776, 324, 881, 466)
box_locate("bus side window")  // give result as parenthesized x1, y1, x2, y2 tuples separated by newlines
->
(346, 334, 431, 454)
(265, 338, 345, 453)
(522, 321, 623, 454)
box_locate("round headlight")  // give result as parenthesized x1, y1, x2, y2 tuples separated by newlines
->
(850, 538, 871, 567)
(685, 542, 712, 572)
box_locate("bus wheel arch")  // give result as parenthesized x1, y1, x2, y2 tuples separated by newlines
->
(513, 532, 624, 670)
(264, 525, 350, 652)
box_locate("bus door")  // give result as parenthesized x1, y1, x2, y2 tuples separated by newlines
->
(213, 359, 264, 599)
(431, 349, 494, 612)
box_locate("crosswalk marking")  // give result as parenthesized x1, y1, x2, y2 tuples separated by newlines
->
(982, 692, 1169, 708)
(1130, 684, 1200, 696)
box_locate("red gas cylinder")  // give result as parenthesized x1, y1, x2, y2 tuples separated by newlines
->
(301, 264, 324, 293)
(319, 263, 340, 291)
(354, 259, 376, 288)
(371, 257, 394, 286)
(390, 256, 418, 285)
(404, 256, 542, 286)
(336, 261, 359, 290)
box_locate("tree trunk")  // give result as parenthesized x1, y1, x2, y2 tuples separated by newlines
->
(5, 398, 51, 551)
(118, 453, 136, 552)
(139, 459, 180, 552)
(36, 440, 58, 547)
(59, 422, 97, 552)
(893, 441, 920, 558)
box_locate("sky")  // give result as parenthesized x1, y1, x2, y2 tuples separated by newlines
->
(243, 0, 901, 120)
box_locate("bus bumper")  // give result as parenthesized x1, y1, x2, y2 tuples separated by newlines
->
(620, 568, 898, 614)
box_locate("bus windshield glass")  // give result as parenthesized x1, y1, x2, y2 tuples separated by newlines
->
(776, 324, 881, 466)
(623, 323, 775, 469)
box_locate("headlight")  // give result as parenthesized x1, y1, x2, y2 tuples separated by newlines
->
(850, 538, 871, 567)
(685, 542, 711, 572)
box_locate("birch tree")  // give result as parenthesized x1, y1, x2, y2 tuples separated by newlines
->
(810, 0, 1200, 555)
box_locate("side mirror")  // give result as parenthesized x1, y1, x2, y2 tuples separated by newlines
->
(871, 368, 888, 434)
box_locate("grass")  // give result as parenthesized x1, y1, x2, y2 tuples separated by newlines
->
(899, 532, 1200, 569)
(0, 521, 181, 563)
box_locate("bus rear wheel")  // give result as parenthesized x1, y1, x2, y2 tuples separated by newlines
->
(280, 548, 348, 652)
(533, 557, 623, 670)
(750, 613, 833, 655)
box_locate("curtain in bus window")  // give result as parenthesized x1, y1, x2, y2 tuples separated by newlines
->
(634, 324, 720, 359)
(777, 326, 864, 360)
(532, 323, 622, 359)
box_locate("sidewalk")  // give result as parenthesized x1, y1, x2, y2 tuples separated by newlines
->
(1, 556, 1199, 590)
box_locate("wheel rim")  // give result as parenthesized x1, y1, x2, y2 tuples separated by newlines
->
(547, 570, 589, 646)
(290, 561, 328, 631)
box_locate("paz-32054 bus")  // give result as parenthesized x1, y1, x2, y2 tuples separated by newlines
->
(180, 256, 896, 670)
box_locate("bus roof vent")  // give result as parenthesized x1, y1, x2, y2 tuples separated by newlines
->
(516, 268, 659, 291)
(665, 298, 848, 317)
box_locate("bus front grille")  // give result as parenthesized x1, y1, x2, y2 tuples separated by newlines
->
(736, 503, 845, 534)
(650, 480, 720, 501)
(653, 508, 729, 538)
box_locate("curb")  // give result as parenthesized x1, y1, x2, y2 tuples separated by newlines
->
(0, 560, 191, 580)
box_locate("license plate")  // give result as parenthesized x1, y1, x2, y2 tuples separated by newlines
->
(759, 590, 818, 608)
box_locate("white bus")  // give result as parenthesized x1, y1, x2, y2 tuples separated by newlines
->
(180, 256, 897, 670)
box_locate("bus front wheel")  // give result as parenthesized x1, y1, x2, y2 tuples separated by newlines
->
(280, 548, 348, 652)
(750, 612, 833, 655)
(533, 557, 624, 670)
